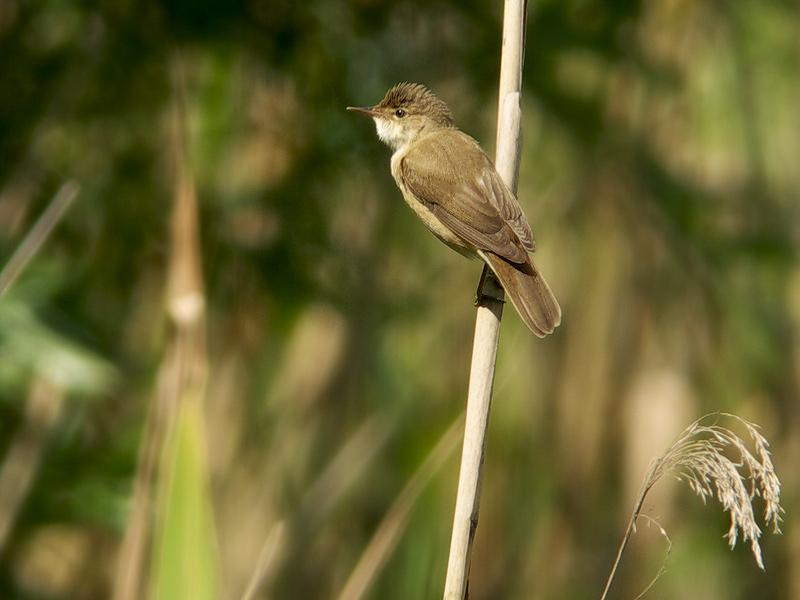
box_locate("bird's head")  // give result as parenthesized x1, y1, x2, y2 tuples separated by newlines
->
(347, 82, 454, 151)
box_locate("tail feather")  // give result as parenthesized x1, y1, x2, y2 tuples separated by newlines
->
(479, 251, 561, 337)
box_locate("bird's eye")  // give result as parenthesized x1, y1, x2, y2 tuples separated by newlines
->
(395, 108, 406, 118)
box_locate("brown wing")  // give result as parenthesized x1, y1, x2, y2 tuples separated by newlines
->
(479, 167, 535, 252)
(400, 129, 534, 264)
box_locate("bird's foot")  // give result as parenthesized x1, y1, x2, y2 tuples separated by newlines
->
(474, 264, 505, 306)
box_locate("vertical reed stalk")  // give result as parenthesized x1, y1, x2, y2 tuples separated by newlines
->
(443, 2, 528, 598)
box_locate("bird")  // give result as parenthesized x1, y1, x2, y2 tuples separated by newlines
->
(347, 82, 561, 337)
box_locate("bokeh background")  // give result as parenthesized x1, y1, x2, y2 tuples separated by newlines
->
(0, 0, 798, 598)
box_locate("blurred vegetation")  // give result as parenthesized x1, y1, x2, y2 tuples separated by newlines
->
(0, 0, 798, 598)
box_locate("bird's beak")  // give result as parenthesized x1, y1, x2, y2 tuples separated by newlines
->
(346, 105, 378, 117)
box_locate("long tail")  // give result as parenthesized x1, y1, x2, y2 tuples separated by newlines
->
(479, 251, 561, 337)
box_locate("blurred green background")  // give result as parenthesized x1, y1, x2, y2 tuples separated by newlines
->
(0, 0, 798, 598)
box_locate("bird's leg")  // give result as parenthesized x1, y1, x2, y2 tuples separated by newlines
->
(474, 263, 505, 306)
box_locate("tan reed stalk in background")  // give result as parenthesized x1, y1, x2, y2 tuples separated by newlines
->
(0, 379, 65, 552)
(338, 416, 464, 600)
(113, 55, 217, 600)
(240, 415, 393, 600)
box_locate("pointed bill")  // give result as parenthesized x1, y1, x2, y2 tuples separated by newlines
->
(346, 106, 378, 117)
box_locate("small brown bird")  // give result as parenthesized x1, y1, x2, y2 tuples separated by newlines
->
(348, 82, 561, 337)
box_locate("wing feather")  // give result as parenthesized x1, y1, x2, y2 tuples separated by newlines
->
(399, 129, 535, 263)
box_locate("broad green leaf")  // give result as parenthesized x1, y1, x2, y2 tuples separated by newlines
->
(151, 399, 219, 600)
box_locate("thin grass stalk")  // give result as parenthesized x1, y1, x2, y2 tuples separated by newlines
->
(599, 467, 657, 600)
(0, 182, 78, 549)
(339, 416, 463, 600)
(0, 181, 79, 298)
(240, 415, 391, 599)
(443, 1, 528, 598)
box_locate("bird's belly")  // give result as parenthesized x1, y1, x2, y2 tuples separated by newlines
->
(391, 147, 476, 259)
(397, 187, 475, 257)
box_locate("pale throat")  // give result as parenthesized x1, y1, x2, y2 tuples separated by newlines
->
(373, 117, 414, 153)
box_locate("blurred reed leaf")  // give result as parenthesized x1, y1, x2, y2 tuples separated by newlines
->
(0, 298, 115, 395)
(150, 399, 219, 600)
